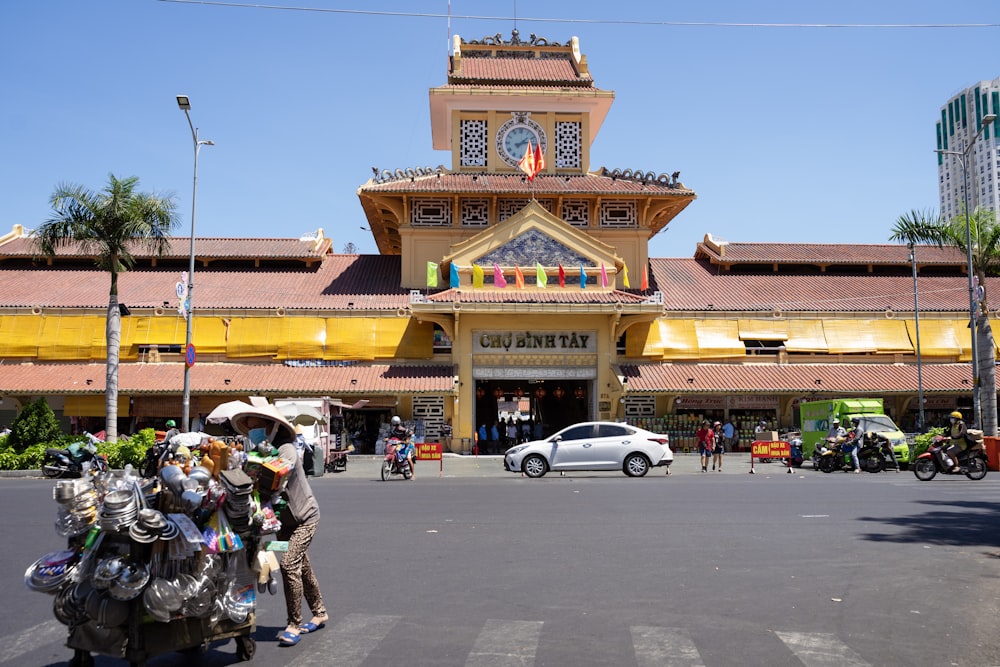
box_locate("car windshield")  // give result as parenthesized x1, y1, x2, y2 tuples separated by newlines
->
(858, 415, 899, 433)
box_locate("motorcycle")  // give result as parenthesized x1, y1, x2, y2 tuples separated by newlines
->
(857, 432, 900, 473)
(817, 437, 849, 473)
(42, 440, 108, 478)
(786, 438, 804, 468)
(381, 437, 413, 480)
(913, 435, 988, 481)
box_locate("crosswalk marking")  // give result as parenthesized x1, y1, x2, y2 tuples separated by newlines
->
(0, 620, 65, 664)
(466, 619, 543, 667)
(286, 613, 400, 667)
(775, 631, 871, 667)
(631, 626, 705, 667)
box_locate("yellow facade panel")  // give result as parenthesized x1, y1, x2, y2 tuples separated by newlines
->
(905, 320, 961, 358)
(737, 319, 789, 341)
(326, 318, 375, 360)
(651, 319, 700, 360)
(822, 320, 877, 354)
(0, 315, 44, 357)
(191, 317, 229, 355)
(871, 319, 913, 353)
(694, 320, 745, 359)
(64, 395, 130, 417)
(324, 318, 433, 360)
(785, 320, 828, 353)
(37, 315, 106, 360)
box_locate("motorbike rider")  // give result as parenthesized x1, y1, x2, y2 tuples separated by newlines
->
(389, 416, 416, 479)
(946, 410, 968, 473)
(826, 417, 846, 442)
(163, 419, 180, 444)
(844, 417, 864, 472)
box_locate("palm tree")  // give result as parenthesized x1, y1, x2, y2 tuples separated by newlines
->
(890, 207, 1000, 435)
(34, 174, 178, 442)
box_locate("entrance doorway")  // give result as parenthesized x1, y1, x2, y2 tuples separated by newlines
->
(472, 380, 591, 448)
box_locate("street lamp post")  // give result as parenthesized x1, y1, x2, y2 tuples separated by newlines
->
(176, 95, 214, 433)
(936, 112, 996, 428)
(908, 243, 925, 432)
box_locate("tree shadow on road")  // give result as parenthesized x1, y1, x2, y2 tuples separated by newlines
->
(858, 499, 1000, 553)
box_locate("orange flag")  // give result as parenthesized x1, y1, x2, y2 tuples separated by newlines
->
(641, 264, 649, 291)
(518, 143, 536, 180)
(533, 141, 545, 177)
(514, 265, 525, 289)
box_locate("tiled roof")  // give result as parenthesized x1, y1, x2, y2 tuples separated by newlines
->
(696, 241, 967, 266)
(0, 255, 409, 310)
(0, 362, 456, 395)
(361, 171, 694, 196)
(650, 258, 999, 313)
(450, 57, 591, 86)
(0, 236, 330, 260)
(619, 362, 972, 394)
(423, 288, 651, 305)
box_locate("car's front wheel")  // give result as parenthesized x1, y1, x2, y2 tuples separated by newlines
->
(623, 453, 650, 477)
(522, 455, 548, 478)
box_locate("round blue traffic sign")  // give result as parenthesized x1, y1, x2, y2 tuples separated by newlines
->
(185, 343, 196, 367)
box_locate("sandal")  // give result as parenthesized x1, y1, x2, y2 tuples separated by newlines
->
(299, 621, 326, 634)
(278, 631, 301, 646)
(951, 467, 962, 473)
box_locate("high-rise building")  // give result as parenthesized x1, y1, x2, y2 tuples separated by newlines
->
(936, 76, 1000, 221)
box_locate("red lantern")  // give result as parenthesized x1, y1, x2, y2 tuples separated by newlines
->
(574, 386, 585, 400)
(514, 386, 524, 399)
(475, 386, 486, 400)
(553, 386, 566, 400)
(534, 386, 547, 399)
(493, 386, 505, 399)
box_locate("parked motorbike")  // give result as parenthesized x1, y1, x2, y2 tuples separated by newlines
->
(857, 432, 900, 473)
(817, 437, 849, 473)
(786, 438, 804, 468)
(913, 435, 988, 481)
(141, 440, 166, 478)
(381, 437, 413, 480)
(42, 440, 108, 478)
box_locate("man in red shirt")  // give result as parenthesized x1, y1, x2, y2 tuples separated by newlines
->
(696, 420, 715, 473)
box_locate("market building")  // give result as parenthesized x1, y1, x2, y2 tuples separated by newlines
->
(0, 31, 994, 453)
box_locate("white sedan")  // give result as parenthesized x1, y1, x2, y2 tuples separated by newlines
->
(503, 421, 673, 478)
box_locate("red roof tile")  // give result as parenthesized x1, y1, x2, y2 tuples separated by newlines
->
(696, 241, 966, 266)
(619, 362, 972, 394)
(451, 57, 590, 86)
(650, 258, 998, 313)
(361, 171, 694, 196)
(0, 362, 456, 395)
(0, 236, 330, 260)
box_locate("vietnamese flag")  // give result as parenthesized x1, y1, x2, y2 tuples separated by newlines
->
(533, 141, 545, 177)
(518, 143, 536, 180)
(558, 262, 566, 288)
(494, 263, 507, 288)
(515, 265, 525, 289)
(641, 264, 649, 291)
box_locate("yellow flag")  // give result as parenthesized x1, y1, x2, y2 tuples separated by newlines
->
(426, 262, 439, 287)
(622, 263, 631, 289)
(472, 264, 485, 288)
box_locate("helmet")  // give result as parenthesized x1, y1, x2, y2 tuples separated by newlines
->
(165, 419, 176, 428)
(391, 416, 401, 426)
(851, 417, 860, 426)
(713, 421, 721, 427)
(759, 420, 767, 425)
(950, 411, 963, 420)
(831, 418, 840, 425)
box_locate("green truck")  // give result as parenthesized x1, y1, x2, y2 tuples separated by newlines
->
(799, 398, 910, 467)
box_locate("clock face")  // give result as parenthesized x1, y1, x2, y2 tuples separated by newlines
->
(502, 126, 539, 162)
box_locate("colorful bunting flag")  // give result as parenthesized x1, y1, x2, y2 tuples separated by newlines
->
(450, 263, 460, 289)
(558, 262, 566, 288)
(621, 263, 631, 289)
(515, 265, 525, 289)
(472, 264, 485, 288)
(600, 263, 608, 288)
(579, 264, 586, 289)
(641, 264, 649, 291)
(535, 262, 548, 288)
(426, 261, 438, 288)
(494, 263, 507, 289)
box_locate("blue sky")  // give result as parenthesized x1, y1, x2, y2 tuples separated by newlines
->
(2, 1, 998, 258)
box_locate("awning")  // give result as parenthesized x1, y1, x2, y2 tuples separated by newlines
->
(325, 318, 433, 360)
(694, 320, 745, 359)
(822, 320, 877, 354)
(64, 395, 131, 417)
(906, 320, 961, 358)
(225, 317, 327, 359)
(648, 319, 699, 360)
(871, 319, 913, 353)
(785, 320, 828, 353)
(737, 319, 789, 341)
(0, 315, 45, 357)
(36, 315, 106, 361)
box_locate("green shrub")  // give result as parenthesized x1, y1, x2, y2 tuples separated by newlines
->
(101, 429, 154, 469)
(17, 443, 49, 470)
(912, 427, 945, 459)
(7, 398, 61, 453)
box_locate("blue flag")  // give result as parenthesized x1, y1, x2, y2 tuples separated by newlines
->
(450, 263, 460, 289)
(579, 264, 586, 289)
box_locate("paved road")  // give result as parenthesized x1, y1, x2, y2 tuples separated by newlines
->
(3, 457, 999, 666)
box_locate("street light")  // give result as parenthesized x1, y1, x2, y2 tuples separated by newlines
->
(176, 94, 214, 433)
(908, 243, 924, 432)
(936, 112, 996, 428)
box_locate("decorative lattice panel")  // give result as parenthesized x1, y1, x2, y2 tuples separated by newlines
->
(499, 199, 531, 221)
(460, 119, 488, 167)
(461, 199, 490, 227)
(624, 395, 656, 418)
(561, 200, 589, 227)
(599, 200, 638, 228)
(555, 121, 582, 168)
(412, 395, 446, 440)
(411, 199, 453, 226)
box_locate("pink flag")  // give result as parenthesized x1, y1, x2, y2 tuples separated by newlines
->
(600, 262, 608, 288)
(494, 263, 507, 288)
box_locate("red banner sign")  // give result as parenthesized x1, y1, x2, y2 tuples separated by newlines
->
(751, 440, 790, 459)
(417, 442, 442, 460)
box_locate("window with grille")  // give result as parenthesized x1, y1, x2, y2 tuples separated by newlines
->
(555, 121, 582, 168)
(599, 201, 638, 228)
(461, 199, 490, 227)
(460, 119, 488, 167)
(561, 200, 589, 227)
(411, 199, 453, 226)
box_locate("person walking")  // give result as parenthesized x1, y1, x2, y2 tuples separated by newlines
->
(711, 421, 725, 471)
(441, 419, 453, 452)
(490, 421, 501, 455)
(696, 420, 714, 473)
(477, 424, 487, 455)
(267, 422, 328, 647)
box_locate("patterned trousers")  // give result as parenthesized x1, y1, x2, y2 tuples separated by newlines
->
(278, 519, 326, 627)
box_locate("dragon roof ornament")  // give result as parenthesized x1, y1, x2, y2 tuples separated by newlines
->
(600, 168, 683, 188)
(371, 165, 448, 184)
(463, 30, 563, 47)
